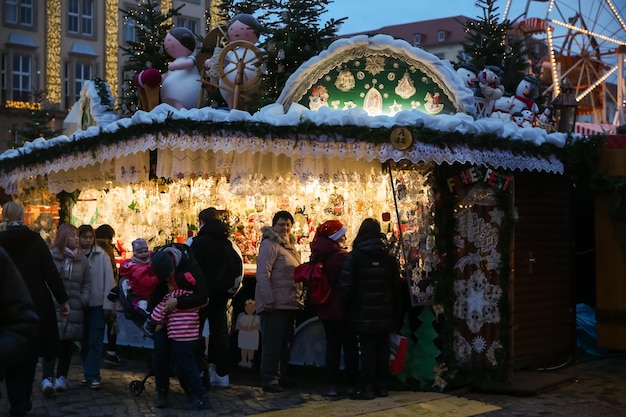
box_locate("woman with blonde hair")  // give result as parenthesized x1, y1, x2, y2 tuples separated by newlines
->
(0, 202, 69, 415)
(41, 223, 92, 395)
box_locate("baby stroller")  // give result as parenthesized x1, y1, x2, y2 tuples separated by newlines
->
(115, 276, 210, 396)
(117, 276, 154, 339)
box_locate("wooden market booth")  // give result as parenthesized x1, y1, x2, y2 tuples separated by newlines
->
(0, 34, 594, 388)
(594, 134, 626, 351)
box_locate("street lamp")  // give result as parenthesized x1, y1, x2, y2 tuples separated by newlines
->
(552, 78, 579, 134)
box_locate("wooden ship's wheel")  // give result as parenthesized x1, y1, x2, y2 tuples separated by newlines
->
(505, 0, 626, 124)
(217, 40, 262, 110)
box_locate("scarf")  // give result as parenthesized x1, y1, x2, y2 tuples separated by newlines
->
(63, 247, 76, 280)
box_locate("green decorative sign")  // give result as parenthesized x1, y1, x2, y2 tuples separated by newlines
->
(297, 55, 455, 116)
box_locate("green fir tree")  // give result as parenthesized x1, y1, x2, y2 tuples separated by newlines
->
(16, 89, 63, 146)
(397, 307, 442, 391)
(458, 0, 528, 92)
(254, 0, 346, 110)
(118, 0, 184, 114)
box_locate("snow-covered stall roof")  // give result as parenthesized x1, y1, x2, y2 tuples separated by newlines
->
(0, 34, 580, 194)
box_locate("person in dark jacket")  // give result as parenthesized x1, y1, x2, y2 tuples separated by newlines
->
(190, 207, 239, 388)
(310, 220, 359, 397)
(0, 202, 69, 417)
(149, 243, 209, 408)
(0, 247, 39, 376)
(338, 218, 401, 400)
(0, 248, 39, 404)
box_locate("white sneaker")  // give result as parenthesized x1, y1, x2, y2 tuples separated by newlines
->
(41, 378, 54, 397)
(54, 376, 68, 392)
(211, 372, 230, 388)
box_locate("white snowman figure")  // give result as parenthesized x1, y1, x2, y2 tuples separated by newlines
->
(456, 63, 478, 89)
(492, 75, 540, 120)
(521, 108, 535, 128)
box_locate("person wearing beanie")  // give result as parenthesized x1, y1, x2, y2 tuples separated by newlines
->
(94, 224, 122, 366)
(150, 254, 209, 411)
(118, 238, 158, 315)
(310, 220, 358, 397)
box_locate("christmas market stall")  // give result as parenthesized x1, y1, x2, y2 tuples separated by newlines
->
(0, 35, 601, 389)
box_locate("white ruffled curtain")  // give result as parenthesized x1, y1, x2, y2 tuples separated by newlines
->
(157, 148, 235, 179)
(47, 153, 150, 193)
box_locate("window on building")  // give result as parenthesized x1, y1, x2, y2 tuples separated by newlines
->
(175, 17, 199, 35)
(438, 31, 446, 42)
(12, 53, 31, 102)
(4, 0, 34, 26)
(123, 12, 137, 43)
(413, 34, 421, 46)
(74, 62, 92, 102)
(68, 0, 94, 36)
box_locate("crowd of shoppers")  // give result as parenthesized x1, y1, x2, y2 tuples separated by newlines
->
(1, 202, 405, 415)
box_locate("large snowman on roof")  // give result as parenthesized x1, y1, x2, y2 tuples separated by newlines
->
(492, 75, 541, 119)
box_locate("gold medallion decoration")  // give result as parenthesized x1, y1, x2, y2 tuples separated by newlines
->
(390, 127, 413, 150)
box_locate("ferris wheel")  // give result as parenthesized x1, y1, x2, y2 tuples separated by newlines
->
(504, 0, 626, 124)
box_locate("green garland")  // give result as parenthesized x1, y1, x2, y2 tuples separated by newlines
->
(91, 77, 113, 108)
(0, 115, 604, 177)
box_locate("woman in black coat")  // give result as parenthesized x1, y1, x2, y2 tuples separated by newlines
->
(0, 202, 69, 417)
(338, 218, 401, 400)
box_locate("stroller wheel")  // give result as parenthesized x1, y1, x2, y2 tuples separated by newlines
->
(129, 380, 144, 396)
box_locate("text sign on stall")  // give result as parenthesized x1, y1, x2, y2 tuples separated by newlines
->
(447, 166, 513, 192)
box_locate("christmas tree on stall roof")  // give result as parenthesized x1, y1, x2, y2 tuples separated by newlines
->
(458, 0, 528, 93)
(15, 89, 63, 147)
(254, 0, 347, 110)
(118, 0, 184, 114)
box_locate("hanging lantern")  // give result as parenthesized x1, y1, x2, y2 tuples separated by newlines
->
(552, 79, 579, 134)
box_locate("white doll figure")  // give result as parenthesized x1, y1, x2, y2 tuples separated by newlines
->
(205, 14, 262, 109)
(236, 299, 260, 368)
(160, 27, 202, 110)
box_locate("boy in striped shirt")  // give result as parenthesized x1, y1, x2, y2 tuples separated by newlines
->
(151, 251, 209, 410)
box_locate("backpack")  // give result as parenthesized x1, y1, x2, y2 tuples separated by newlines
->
(294, 260, 331, 305)
(214, 240, 244, 298)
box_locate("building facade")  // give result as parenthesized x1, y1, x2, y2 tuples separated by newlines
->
(0, 0, 216, 151)
(341, 16, 472, 63)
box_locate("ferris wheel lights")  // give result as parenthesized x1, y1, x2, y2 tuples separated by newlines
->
(576, 66, 618, 102)
(550, 19, 626, 46)
(547, 26, 560, 96)
(606, 0, 626, 33)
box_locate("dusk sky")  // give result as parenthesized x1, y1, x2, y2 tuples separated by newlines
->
(324, 0, 530, 35)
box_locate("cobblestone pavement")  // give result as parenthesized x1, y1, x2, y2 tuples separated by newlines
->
(1, 352, 625, 417)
